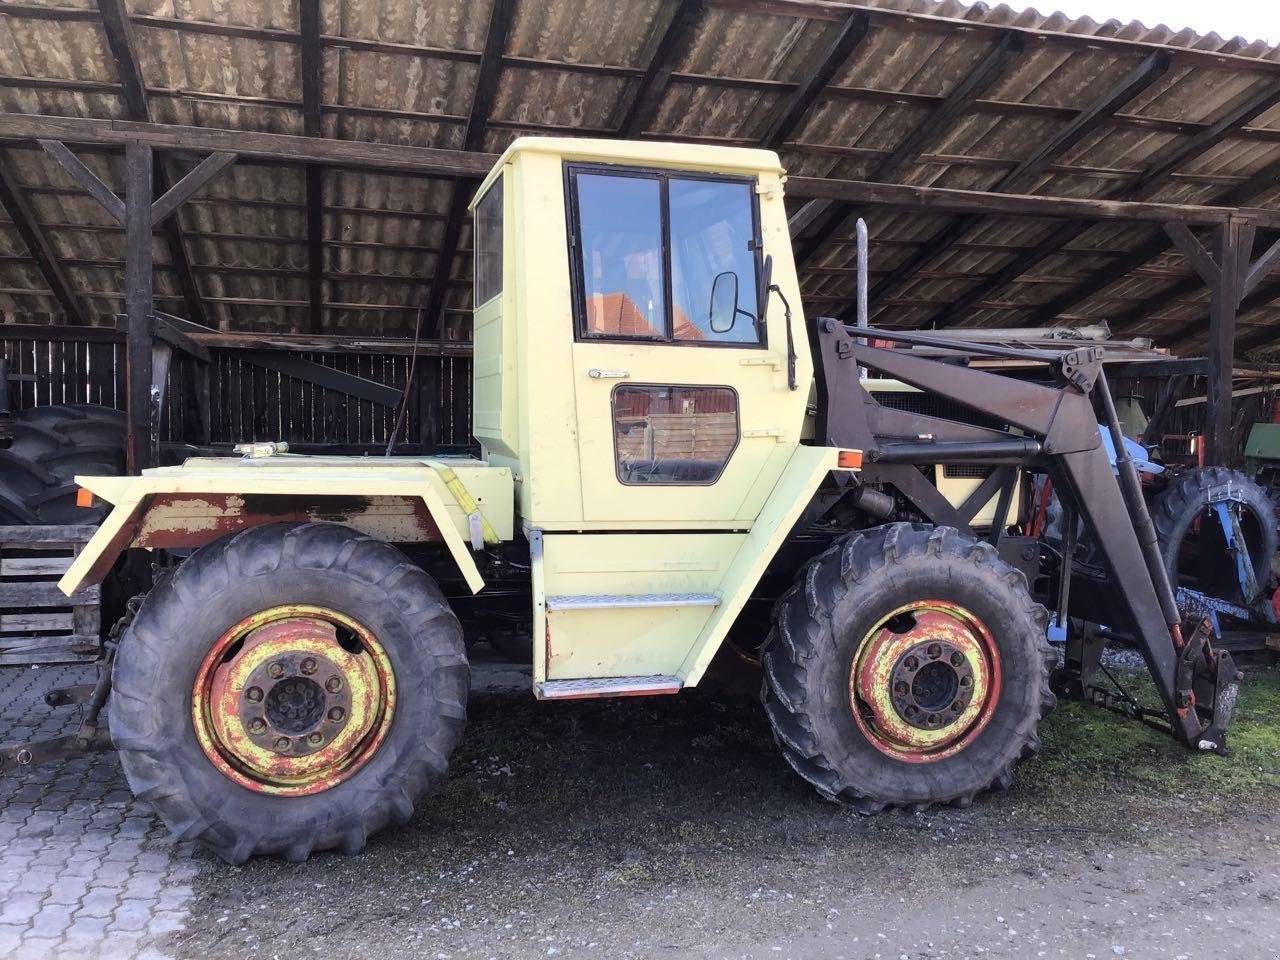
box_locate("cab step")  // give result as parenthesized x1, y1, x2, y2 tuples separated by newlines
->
(535, 675, 683, 700)
(544, 593, 719, 611)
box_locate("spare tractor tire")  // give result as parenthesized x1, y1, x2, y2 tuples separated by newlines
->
(762, 523, 1054, 813)
(0, 404, 126, 524)
(1151, 466, 1277, 607)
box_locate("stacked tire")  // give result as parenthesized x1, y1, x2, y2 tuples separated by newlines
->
(0, 404, 127, 525)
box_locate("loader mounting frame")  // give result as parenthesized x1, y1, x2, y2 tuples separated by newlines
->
(809, 318, 1238, 752)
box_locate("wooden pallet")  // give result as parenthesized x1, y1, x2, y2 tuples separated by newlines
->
(0, 524, 101, 665)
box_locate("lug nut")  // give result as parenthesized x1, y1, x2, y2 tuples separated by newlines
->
(926, 644, 942, 660)
(267, 662, 285, 679)
(950, 652, 964, 667)
(904, 656, 919, 671)
(951, 702, 963, 712)
(308, 732, 324, 746)
(274, 736, 291, 752)
(248, 718, 266, 734)
(328, 706, 345, 723)
(325, 676, 342, 693)
(893, 681, 909, 695)
(960, 675, 972, 688)
(904, 705, 918, 717)
(301, 658, 318, 675)
(245, 686, 263, 703)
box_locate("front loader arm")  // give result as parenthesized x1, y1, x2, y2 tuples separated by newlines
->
(811, 319, 1229, 750)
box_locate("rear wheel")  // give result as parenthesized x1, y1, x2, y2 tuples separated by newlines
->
(111, 522, 469, 862)
(1152, 466, 1277, 607)
(762, 523, 1054, 812)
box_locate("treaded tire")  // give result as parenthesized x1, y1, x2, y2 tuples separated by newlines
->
(110, 522, 469, 863)
(761, 523, 1055, 812)
(0, 404, 126, 524)
(1151, 466, 1277, 606)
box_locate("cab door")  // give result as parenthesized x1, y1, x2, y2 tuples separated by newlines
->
(565, 164, 799, 526)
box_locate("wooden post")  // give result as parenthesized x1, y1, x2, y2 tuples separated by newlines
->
(1206, 217, 1245, 466)
(124, 141, 154, 474)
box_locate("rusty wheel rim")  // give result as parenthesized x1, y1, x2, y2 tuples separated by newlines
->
(192, 605, 396, 796)
(849, 600, 1000, 763)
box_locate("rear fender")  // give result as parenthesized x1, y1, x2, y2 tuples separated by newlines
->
(59, 467, 508, 596)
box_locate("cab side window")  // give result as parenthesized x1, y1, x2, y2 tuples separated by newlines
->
(568, 165, 762, 347)
(612, 385, 739, 485)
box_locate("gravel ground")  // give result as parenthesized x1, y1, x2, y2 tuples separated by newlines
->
(162, 660, 1280, 960)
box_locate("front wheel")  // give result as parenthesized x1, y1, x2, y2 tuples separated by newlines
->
(762, 523, 1055, 812)
(111, 522, 468, 863)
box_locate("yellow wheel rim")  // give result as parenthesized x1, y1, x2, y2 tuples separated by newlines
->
(848, 600, 1000, 763)
(191, 605, 396, 796)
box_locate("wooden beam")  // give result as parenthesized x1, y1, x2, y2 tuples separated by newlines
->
(760, 10, 870, 149)
(424, 0, 516, 339)
(122, 141, 153, 473)
(0, 114, 500, 177)
(1034, 154, 1280, 326)
(96, 0, 210, 328)
(149, 150, 237, 225)
(617, 0, 703, 136)
(783, 176, 1262, 227)
(239, 351, 403, 407)
(299, 0, 324, 336)
(38, 139, 124, 222)
(864, 50, 1170, 308)
(0, 151, 83, 323)
(1242, 236, 1280, 300)
(1206, 219, 1246, 464)
(1164, 221, 1220, 288)
(305, 165, 324, 334)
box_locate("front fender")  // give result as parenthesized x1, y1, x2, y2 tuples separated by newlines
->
(59, 462, 513, 597)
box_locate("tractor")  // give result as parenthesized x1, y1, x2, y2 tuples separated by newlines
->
(0, 137, 1241, 862)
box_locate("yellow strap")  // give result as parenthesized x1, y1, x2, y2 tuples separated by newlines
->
(433, 464, 500, 546)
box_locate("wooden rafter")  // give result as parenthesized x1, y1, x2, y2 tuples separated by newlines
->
(864, 50, 1170, 312)
(760, 10, 870, 149)
(299, 0, 324, 334)
(616, 0, 703, 137)
(793, 29, 1022, 265)
(925, 77, 1280, 328)
(1054, 155, 1280, 330)
(0, 150, 83, 322)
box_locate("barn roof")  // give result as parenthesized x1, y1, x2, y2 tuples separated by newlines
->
(0, 0, 1279, 356)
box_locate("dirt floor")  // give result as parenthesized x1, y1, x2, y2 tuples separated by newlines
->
(167, 661, 1280, 960)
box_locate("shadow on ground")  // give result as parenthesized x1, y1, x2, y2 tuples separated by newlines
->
(171, 664, 1280, 960)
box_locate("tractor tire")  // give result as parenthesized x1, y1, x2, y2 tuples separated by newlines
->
(1151, 466, 1277, 606)
(0, 404, 126, 524)
(761, 523, 1055, 813)
(110, 522, 469, 863)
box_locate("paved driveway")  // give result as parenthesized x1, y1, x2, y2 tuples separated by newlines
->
(0, 664, 197, 960)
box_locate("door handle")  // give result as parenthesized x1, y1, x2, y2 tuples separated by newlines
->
(587, 368, 630, 379)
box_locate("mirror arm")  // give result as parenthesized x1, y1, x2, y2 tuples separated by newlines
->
(769, 284, 797, 391)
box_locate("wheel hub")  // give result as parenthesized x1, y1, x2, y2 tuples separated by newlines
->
(888, 640, 974, 730)
(192, 606, 396, 796)
(850, 602, 999, 762)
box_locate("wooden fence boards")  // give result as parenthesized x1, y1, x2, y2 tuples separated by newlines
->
(2, 330, 474, 449)
(0, 524, 100, 665)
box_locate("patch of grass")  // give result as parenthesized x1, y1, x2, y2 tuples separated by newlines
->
(1020, 664, 1280, 805)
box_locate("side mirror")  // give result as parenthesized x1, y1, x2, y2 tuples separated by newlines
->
(709, 270, 739, 334)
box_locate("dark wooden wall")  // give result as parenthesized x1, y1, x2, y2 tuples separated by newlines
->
(2, 332, 474, 451)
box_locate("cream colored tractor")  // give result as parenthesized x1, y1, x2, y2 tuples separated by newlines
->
(12, 137, 1237, 862)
